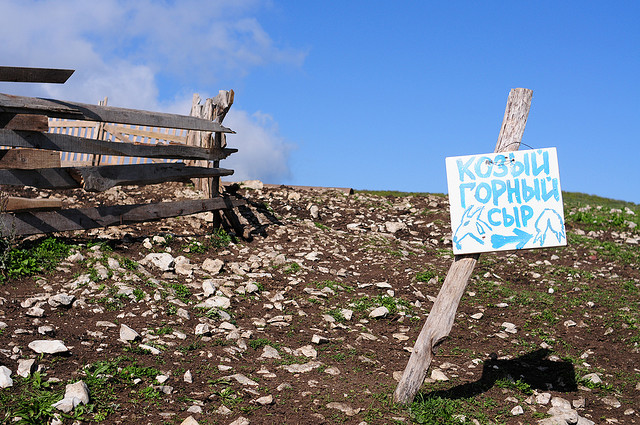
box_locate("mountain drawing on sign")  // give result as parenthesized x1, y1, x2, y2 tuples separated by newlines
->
(533, 208, 566, 245)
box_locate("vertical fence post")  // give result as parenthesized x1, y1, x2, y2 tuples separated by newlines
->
(393, 88, 533, 404)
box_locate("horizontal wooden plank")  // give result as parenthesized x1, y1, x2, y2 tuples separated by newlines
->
(0, 66, 74, 83)
(0, 113, 49, 131)
(0, 130, 237, 161)
(0, 148, 60, 169)
(5, 197, 63, 212)
(0, 197, 246, 236)
(0, 93, 234, 133)
(48, 120, 99, 129)
(104, 124, 187, 143)
(0, 163, 234, 192)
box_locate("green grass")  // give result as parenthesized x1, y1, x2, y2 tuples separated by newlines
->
(1, 237, 71, 281)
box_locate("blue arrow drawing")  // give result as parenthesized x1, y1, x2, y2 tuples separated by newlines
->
(491, 228, 533, 249)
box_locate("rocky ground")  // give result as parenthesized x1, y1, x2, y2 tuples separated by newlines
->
(0, 181, 639, 425)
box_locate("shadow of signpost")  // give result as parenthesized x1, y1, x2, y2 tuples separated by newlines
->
(419, 349, 577, 401)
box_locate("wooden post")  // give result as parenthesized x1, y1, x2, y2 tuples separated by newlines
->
(186, 90, 234, 196)
(92, 97, 108, 166)
(393, 88, 533, 404)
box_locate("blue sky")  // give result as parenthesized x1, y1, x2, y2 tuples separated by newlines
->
(2, 1, 639, 203)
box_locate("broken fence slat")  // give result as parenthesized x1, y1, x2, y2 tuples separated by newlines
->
(0, 198, 246, 236)
(0, 66, 75, 84)
(0, 148, 61, 169)
(4, 197, 63, 212)
(0, 129, 237, 161)
(0, 113, 49, 131)
(0, 93, 234, 133)
(0, 163, 234, 192)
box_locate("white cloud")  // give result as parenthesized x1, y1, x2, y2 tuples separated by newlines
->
(222, 109, 293, 183)
(0, 0, 302, 183)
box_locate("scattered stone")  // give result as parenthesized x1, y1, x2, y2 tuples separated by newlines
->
(369, 306, 389, 318)
(536, 392, 552, 405)
(311, 334, 328, 344)
(280, 362, 322, 373)
(186, 405, 202, 414)
(326, 402, 361, 416)
(600, 396, 621, 408)
(581, 373, 602, 384)
(294, 345, 317, 358)
(564, 320, 577, 327)
(228, 416, 250, 425)
(551, 396, 572, 411)
(48, 293, 75, 308)
(28, 340, 69, 354)
(256, 395, 274, 405)
(261, 345, 281, 359)
(141, 253, 175, 271)
(0, 366, 13, 388)
(385, 221, 407, 234)
(431, 369, 449, 381)
(202, 258, 224, 275)
(229, 373, 258, 386)
(470, 313, 483, 320)
(180, 416, 200, 425)
(511, 405, 524, 415)
(17, 359, 37, 378)
(53, 381, 90, 413)
(119, 324, 141, 342)
(26, 306, 45, 317)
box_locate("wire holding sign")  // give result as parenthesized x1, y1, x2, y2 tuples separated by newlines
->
(446, 148, 566, 254)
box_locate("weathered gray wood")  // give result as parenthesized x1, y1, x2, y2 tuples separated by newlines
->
(0, 93, 234, 133)
(0, 66, 74, 83)
(186, 90, 235, 195)
(0, 148, 61, 169)
(0, 163, 234, 192)
(0, 130, 237, 161)
(0, 197, 246, 236)
(393, 88, 533, 404)
(0, 113, 49, 131)
(5, 196, 63, 212)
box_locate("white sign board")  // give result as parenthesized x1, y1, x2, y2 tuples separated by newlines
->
(446, 147, 567, 255)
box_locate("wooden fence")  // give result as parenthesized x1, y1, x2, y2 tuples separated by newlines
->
(0, 66, 244, 237)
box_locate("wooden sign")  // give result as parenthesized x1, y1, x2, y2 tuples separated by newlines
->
(446, 147, 566, 254)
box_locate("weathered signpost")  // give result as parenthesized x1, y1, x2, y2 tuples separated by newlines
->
(394, 88, 567, 404)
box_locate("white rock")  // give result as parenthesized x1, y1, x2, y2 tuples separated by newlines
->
(260, 346, 281, 359)
(141, 252, 175, 271)
(194, 323, 211, 336)
(202, 279, 217, 297)
(385, 221, 407, 234)
(180, 416, 200, 425)
(65, 381, 90, 405)
(547, 406, 578, 424)
(195, 295, 230, 309)
(26, 306, 45, 317)
(581, 373, 602, 384)
(139, 344, 161, 355)
(229, 373, 258, 386)
(511, 405, 524, 415)
(369, 306, 389, 318)
(0, 366, 13, 388)
(280, 362, 322, 373)
(48, 293, 75, 308)
(186, 405, 202, 414)
(183, 370, 193, 383)
(245, 283, 260, 293)
(431, 369, 449, 381)
(119, 324, 141, 342)
(564, 320, 577, 327)
(17, 359, 37, 377)
(202, 258, 224, 275)
(256, 395, 274, 405)
(309, 205, 320, 219)
(600, 395, 621, 408)
(294, 345, 317, 359)
(174, 256, 193, 276)
(28, 340, 69, 354)
(536, 392, 552, 405)
(326, 402, 361, 416)
(311, 334, 328, 344)
(470, 312, 483, 319)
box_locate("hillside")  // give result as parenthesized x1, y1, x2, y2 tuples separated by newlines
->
(0, 181, 639, 425)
